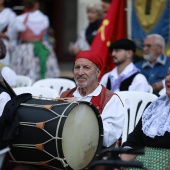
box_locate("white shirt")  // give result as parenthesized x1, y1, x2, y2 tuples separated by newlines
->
(1, 66, 16, 87)
(73, 84, 125, 147)
(0, 8, 16, 33)
(0, 92, 11, 117)
(0, 8, 16, 65)
(7, 10, 49, 43)
(100, 63, 149, 92)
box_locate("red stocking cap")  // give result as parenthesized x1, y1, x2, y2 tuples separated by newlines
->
(75, 50, 103, 70)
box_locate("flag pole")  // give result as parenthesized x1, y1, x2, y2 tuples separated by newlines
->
(126, 0, 132, 39)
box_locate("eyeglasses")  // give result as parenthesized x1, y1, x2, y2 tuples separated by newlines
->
(142, 44, 153, 48)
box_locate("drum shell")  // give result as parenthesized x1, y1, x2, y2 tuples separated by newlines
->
(10, 98, 103, 170)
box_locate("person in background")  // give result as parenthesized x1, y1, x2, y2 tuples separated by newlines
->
(44, 26, 57, 51)
(135, 34, 170, 95)
(0, 0, 16, 65)
(68, 3, 104, 55)
(0, 39, 16, 87)
(7, 0, 60, 82)
(101, 0, 111, 14)
(43, 25, 60, 78)
(118, 66, 170, 170)
(100, 39, 149, 92)
(60, 50, 125, 148)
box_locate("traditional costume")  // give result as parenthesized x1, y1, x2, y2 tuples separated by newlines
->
(0, 7, 16, 65)
(60, 50, 125, 147)
(101, 39, 149, 92)
(8, 9, 60, 82)
(122, 94, 170, 170)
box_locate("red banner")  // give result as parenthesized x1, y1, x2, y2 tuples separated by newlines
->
(91, 0, 127, 79)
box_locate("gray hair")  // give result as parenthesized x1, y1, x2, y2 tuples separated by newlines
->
(146, 34, 165, 53)
(86, 3, 104, 18)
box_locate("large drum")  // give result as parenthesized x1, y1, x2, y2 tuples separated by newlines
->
(9, 98, 103, 170)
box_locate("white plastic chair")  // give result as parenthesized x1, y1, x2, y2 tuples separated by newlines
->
(0, 147, 10, 169)
(13, 86, 59, 99)
(116, 91, 158, 144)
(159, 88, 166, 96)
(16, 75, 32, 87)
(32, 78, 76, 95)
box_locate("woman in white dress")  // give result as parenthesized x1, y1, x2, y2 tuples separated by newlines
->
(8, 0, 60, 82)
(0, 0, 16, 65)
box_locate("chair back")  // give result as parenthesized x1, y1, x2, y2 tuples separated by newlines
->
(159, 88, 166, 96)
(32, 78, 76, 95)
(16, 75, 32, 87)
(116, 91, 158, 144)
(13, 86, 59, 99)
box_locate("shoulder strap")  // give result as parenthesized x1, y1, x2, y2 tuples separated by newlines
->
(106, 76, 111, 90)
(0, 71, 16, 98)
(120, 72, 139, 91)
(0, 93, 32, 149)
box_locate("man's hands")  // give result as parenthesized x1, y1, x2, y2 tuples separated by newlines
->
(120, 153, 137, 162)
(113, 154, 137, 170)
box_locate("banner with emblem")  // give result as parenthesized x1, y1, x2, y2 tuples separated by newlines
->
(90, 0, 127, 79)
(130, 0, 170, 56)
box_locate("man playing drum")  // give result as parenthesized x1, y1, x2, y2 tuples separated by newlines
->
(0, 49, 124, 170)
(60, 50, 125, 147)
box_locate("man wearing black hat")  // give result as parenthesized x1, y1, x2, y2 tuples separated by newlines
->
(100, 39, 150, 92)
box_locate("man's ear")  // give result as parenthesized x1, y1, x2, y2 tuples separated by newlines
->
(157, 45, 163, 54)
(126, 50, 133, 59)
(97, 68, 101, 78)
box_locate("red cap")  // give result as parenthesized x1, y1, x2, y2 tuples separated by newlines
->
(75, 50, 103, 70)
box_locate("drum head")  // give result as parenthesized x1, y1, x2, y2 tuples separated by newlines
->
(61, 103, 101, 170)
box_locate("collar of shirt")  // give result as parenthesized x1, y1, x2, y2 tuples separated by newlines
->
(109, 63, 135, 80)
(73, 84, 102, 101)
(142, 54, 166, 68)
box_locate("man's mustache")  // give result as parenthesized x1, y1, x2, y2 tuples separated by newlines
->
(76, 75, 86, 79)
(112, 56, 117, 59)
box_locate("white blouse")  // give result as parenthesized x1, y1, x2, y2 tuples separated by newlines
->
(142, 94, 170, 138)
(7, 10, 49, 43)
(0, 92, 11, 117)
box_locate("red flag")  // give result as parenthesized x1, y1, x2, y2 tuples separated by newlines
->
(90, 0, 127, 79)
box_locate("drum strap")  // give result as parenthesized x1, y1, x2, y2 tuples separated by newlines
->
(0, 73, 16, 98)
(0, 93, 32, 149)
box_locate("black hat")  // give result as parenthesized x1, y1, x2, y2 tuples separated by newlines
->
(109, 39, 136, 53)
(101, 0, 112, 3)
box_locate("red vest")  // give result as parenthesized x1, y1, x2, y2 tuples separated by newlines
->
(19, 13, 44, 42)
(60, 85, 115, 114)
